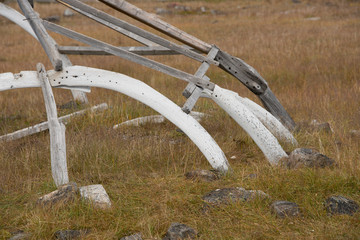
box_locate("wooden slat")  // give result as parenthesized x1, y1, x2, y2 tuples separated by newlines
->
(56, 0, 217, 65)
(44, 21, 215, 90)
(99, 0, 212, 53)
(58, 45, 183, 56)
(182, 47, 219, 113)
(37, 63, 69, 186)
(17, 0, 62, 70)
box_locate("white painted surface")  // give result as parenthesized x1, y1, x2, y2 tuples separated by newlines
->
(0, 67, 229, 172)
(238, 97, 297, 145)
(38, 63, 69, 186)
(206, 85, 288, 165)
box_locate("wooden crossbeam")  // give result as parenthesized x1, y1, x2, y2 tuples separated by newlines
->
(44, 21, 215, 91)
(58, 45, 193, 56)
(56, 0, 218, 66)
(182, 46, 219, 114)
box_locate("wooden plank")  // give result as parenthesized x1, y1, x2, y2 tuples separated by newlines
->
(37, 63, 69, 186)
(56, 0, 217, 65)
(0, 103, 108, 142)
(259, 88, 296, 131)
(44, 21, 215, 90)
(99, 0, 212, 53)
(58, 45, 182, 56)
(182, 47, 219, 113)
(17, 0, 62, 71)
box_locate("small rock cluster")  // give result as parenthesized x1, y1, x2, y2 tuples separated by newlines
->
(37, 183, 111, 209)
(282, 148, 335, 169)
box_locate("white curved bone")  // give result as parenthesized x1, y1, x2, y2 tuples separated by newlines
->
(0, 3, 38, 40)
(205, 85, 288, 165)
(237, 98, 297, 145)
(0, 67, 229, 172)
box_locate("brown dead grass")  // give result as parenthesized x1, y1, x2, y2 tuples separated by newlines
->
(0, 0, 359, 239)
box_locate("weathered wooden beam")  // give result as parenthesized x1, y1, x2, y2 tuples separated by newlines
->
(0, 103, 108, 142)
(182, 47, 219, 114)
(58, 45, 183, 56)
(1, 3, 88, 103)
(37, 63, 69, 186)
(17, 0, 62, 71)
(44, 21, 215, 91)
(99, 0, 212, 53)
(214, 52, 296, 130)
(56, 0, 217, 65)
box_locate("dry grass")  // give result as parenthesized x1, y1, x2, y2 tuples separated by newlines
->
(0, 0, 359, 239)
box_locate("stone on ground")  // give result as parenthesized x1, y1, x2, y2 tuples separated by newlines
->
(37, 182, 78, 207)
(120, 232, 143, 240)
(185, 169, 219, 182)
(270, 201, 301, 218)
(54, 229, 89, 240)
(324, 195, 359, 216)
(79, 184, 111, 209)
(162, 223, 197, 240)
(284, 148, 335, 169)
(63, 9, 75, 17)
(202, 187, 270, 206)
(9, 231, 31, 240)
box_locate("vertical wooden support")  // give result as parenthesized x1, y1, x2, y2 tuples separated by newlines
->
(37, 63, 69, 186)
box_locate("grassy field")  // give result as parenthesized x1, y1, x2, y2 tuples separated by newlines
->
(0, 0, 359, 239)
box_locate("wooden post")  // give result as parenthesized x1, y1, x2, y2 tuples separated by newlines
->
(37, 63, 69, 186)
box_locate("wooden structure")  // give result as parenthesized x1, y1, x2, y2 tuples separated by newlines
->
(0, 0, 297, 185)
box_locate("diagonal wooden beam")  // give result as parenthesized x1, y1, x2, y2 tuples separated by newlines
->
(44, 21, 215, 90)
(56, 0, 218, 65)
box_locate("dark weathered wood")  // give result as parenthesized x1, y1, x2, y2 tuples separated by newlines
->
(44, 21, 214, 90)
(214, 51, 296, 130)
(58, 45, 184, 56)
(99, 0, 212, 53)
(17, 0, 62, 71)
(259, 88, 296, 131)
(56, 0, 217, 65)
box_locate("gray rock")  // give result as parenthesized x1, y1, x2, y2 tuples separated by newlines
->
(155, 8, 172, 15)
(9, 231, 31, 240)
(43, 16, 60, 23)
(79, 184, 111, 209)
(59, 100, 81, 110)
(310, 120, 332, 133)
(202, 187, 270, 206)
(162, 223, 197, 240)
(350, 130, 360, 139)
(37, 182, 78, 207)
(64, 9, 75, 17)
(185, 170, 219, 182)
(270, 201, 301, 218)
(285, 148, 335, 169)
(120, 232, 143, 240)
(325, 196, 359, 216)
(54, 229, 89, 240)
